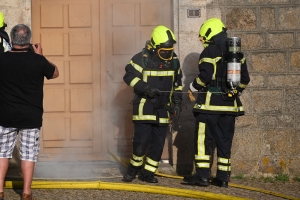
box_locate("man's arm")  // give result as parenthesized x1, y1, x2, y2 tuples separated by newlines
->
(32, 43, 59, 79)
(48, 60, 59, 79)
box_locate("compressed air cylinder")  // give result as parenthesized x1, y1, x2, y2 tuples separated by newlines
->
(227, 37, 242, 89)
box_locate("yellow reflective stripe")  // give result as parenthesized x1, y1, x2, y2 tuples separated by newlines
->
(241, 58, 246, 64)
(146, 157, 159, 166)
(199, 57, 221, 80)
(132, 98, 157, 120)
(195, 155, 210, 160)
(197, 122, 206, 156)
(218, 165, 231, 171)
(194, 104, 244, 112)
(138, 98, 146, 116)
(132, 154, 144, 161)
(143, 71, 175, 76)
(175, 86, 183, 91)
(196, 77, 206, 86)
(238, 83, 247, 89)
(130, 159, 143, 167)
(218, 157, 231, 164)
(199, 57, 222, 65)
(196, 163, 210, 168)
(144, 164, 157, 172)
(159, 118, 169, 124)
(129, 60, 143, 73)
(130, 77, 141, 87)
(133, 115, 156, 121)
(205, 91, 212, 106)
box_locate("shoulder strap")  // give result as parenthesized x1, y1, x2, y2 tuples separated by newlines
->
(0, 37, 4, 53)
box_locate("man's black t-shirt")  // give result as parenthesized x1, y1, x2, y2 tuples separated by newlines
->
(0, 51, 55, 128)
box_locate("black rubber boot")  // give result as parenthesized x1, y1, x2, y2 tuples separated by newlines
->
(183, 175, 210, 186)
(211, 178, 228, 188)
(139, 174, 158, 183)
(122, 166, 139, 182)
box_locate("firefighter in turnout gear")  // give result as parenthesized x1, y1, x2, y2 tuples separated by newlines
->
(183, 18, 250, 187)
(0, 12, 11, 53)
(122, 25, 183, 183)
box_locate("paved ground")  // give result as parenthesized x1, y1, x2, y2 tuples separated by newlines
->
(3, 161, 300, 200)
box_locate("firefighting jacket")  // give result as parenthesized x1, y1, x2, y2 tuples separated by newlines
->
(192, 44, 250, 116)
(123, 50, 183, 125)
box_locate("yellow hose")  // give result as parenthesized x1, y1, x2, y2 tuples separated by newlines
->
(108, 148, 300, 200)
(4, 180, 249, 200)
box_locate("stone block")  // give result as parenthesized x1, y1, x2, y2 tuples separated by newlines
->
(226, 8, 256, 30)
(256, 156, 293, 174)
(251, 53, 286, 73)
(239, 90, 252, 114)
(229, 33, 265, 50)
(260, 8, 275, 30)
(178, 33, 202, 65)
(285, 89, 300, 113)
(268, 33, 294, 49)
(231, 160, 260, 176)
(290, 51, 300, 71)
(181, 52, 200, 76)
(278, 7, 300, 30)
(258, 115, 294, 128)
(249, 0, 289, 4)
(267, 75, 300, 87)
(252, 90, 283, 114)
(236, 115, 258, 128)
(263, 129, 296, 156)
(179, 0, 206, 7)
(206, 7, 222, 20)
(232, 128, 262, 160)
(248, 74, 266, 88)
(179, 7, 205, 33)
(288, 159, 300, 176)
(295, 115, 300, 130)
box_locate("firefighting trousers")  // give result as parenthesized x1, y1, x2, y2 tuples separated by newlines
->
(194, 113, 235, 182)
(128, 123, 168, 176)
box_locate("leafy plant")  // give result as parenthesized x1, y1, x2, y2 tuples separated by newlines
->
(231, 174, 244, 180)
(292, 177, 300, 182)
(274, 174, 289, 182)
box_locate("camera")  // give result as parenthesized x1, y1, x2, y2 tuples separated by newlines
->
(28, 44, 38, 52)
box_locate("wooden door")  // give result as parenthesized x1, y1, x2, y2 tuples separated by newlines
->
(32, 0, 104, 161)
(31, 0, 172, 161)
(104, 0, 173, 160)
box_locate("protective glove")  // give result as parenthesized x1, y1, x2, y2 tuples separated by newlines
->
(171, 99, 182, 118)
(142, 85, 160, 98)
(188, 89, 196, 102)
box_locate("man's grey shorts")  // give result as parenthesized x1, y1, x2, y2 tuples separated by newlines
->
(0, 126, 40, 162)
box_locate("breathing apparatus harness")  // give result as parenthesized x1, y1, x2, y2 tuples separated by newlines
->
(209, 37, 244, 101)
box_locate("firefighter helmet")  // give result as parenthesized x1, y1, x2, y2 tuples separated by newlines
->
(0, 12, 5, 28)
(150, 25, 176, 61)
(199, 18, 226, 48)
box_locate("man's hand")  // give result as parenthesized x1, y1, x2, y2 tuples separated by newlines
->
(142, 85, 160, 98)
(32, 43, 43, 55)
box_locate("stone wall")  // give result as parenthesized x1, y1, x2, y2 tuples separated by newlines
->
(176, 0, 300, 178)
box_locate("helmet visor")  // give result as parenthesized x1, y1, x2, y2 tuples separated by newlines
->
(157, 47, 174, 61)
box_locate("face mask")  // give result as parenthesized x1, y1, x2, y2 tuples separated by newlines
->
(157, 47, 174, 61)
